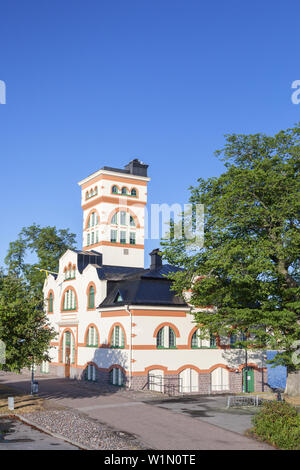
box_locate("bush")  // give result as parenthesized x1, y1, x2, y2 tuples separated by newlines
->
(252, 401, 300, 450)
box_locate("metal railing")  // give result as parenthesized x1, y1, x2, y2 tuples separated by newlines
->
(148, 375, 182, 396)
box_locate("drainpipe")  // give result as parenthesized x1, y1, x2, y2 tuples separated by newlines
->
(125, 305, 132, 389)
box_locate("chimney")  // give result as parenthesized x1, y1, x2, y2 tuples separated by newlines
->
(125, 159, 148, 177)
(150, 248, 162, 271)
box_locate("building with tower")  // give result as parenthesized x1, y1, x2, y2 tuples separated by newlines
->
(43, 159, 268, 394)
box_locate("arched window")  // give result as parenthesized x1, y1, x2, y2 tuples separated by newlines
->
(191, 329, 217, 348)
(88, 211, 99, 228)
(230, 333, 247, 349)
(65, 264, 75, 280)
(86, 326, 99, 347)
(131, 188, 137, 197)
(112, 185, 118, 194)
(110, 326, 125, 348)
(110, 367, 124, 386)
(211, 367, 229, 392)
(121, 187, 128, 195)
(109, 210, 137, 245)
(63, 289, 76, 311)
(88, 285, 95, 309)
(156, 326, 176, 349)
(48, 292, 54, 313)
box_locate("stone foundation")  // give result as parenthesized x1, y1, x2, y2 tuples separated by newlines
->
(46, 364, 267, 395)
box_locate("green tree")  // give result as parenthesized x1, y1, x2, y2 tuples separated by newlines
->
(0, 272, 56, 372)
(5, 224, 76, 294)
(161, 124, 300, 372)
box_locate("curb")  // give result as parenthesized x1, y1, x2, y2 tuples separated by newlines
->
(14, 414, 90, 450)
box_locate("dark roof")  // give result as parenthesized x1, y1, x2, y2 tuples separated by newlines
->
(94, 265, 145, 281)
(99, 278, 187, 308)
(68, 247, 186, 308)
(98, 264, 187, 308)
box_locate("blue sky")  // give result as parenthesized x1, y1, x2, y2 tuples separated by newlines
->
(1, 0, 300, 268)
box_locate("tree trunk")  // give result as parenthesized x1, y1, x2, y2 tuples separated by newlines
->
(285, 371, 300, 396)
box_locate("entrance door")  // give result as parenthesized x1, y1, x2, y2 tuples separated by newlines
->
(243, 367, 255, 393)
(179, 368, 199, 393)
(64, 331, 71, 378)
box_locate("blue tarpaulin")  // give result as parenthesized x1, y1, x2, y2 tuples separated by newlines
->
(266, 350, 287, 390)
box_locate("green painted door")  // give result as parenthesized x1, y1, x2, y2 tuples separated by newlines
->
(243, 367, 254, 393)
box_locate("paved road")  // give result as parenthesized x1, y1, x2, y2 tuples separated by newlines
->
(0, 417, 78, 450)
(0, 372, 272, 450)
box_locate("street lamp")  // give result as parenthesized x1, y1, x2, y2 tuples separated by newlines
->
(18, 339, 39, 395)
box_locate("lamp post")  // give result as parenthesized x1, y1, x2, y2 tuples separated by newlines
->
(18, 338, 38, 395)
(245, 347, 248, 393)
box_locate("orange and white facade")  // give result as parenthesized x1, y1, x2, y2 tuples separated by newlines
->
(43, 159, 268, 394)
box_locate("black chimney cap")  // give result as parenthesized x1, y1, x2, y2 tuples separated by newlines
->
(125, 159, 148, 177)
(150, 248, 162, 271)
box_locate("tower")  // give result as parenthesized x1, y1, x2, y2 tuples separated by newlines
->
(78, 159, 150, 268)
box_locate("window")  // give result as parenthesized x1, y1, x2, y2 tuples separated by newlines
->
(129, 232, 136, 245)
(87, 233, 90, 246)
(157, 327, 164, 348)
(87, 326, 98, 346)
(131, 188, 137, 197)
(65, 265, 76, 280)
(110, 367, 124, 386)
(156, 326, 176, 349)
(86, 364, 97, 381)
(120, 211, 127, 225)
(120, 231, 126, 244)
(109, 211, 137, 246)
(86, 187, 98, 200)
(112, 185, 118, 194)
(62, 331, 75, 364)
(111, 213, 118, 225)
(230, 333, 247, 349)
(114, 291, 123, 303)
(121, 187, 128, 195)
(169, 328, 176, 348)
(191, 329, 217, 348)
(88, 211, 98, 227)
(88, 285, 95, 309)
(211, 367, 229, 392)
(63, 289, 76, 311)
(111, 326, 125, 348)
(210, 334, 217, 348)
(91, 232, 95, 245)
(110, 229, 117, 243)
(48, 292, 53, 313)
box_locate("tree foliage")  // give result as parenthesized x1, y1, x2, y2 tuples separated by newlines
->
(161, 124, 300, 371)
(0, 272, 56, 372)
(1, 224, 76, 371)
(5, 224, 76, 294)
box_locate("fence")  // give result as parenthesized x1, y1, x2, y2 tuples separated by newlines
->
(226, 395, 265, 408)
(148, 374, 182, 396)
